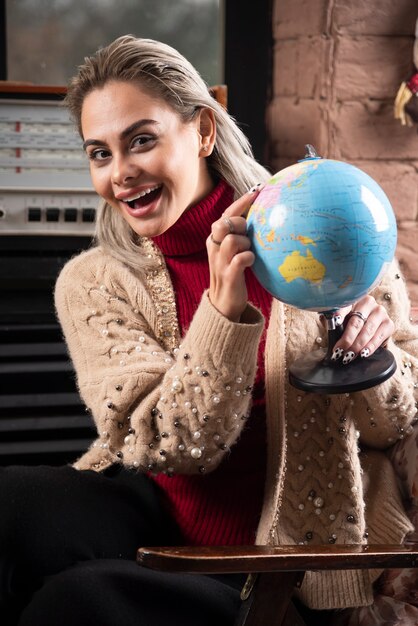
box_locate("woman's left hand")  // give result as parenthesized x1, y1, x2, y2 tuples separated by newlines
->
(330, 295, 395, 364)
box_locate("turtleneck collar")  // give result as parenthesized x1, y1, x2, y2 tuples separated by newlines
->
(151, 179, 234, 257)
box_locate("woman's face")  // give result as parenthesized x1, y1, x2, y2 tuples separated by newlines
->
(81, 80, 215, 237)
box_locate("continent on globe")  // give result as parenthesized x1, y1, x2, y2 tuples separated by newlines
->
(246, 152, 397, 312)
(279, 249, 326, 284)
(291, 234, 316, 246)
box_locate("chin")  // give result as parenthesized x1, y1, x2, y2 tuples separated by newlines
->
(131, 222, 165, 239)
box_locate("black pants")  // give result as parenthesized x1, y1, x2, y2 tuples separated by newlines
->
(0, 464, 242, 625)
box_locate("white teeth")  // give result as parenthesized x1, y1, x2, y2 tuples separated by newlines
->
(125, 185, 161, 203)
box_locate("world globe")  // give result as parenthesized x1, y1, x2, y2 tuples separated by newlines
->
(247, 150, 397, 312)
(246, 147, 398, 393)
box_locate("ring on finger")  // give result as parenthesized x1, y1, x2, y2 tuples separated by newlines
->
(223, 216, 235, 235)
(349, 310, 368, 324)
(210, 233, 222, 246)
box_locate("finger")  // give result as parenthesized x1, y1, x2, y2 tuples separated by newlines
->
(335, 317, 368, 356)
(344, 298, 375, 333)
(207, 235, 252, 274)
(347, 305, 389, 348)
(222, 183, 264, 219)
(216, 234, 252, 263)
(356, 318, 394, 359)
(230, 249, 256, 272)
(213, 249, 255, 280)
(211, 215, 247, 243)
(214, 250, 255, 294)
(338, 297, 376, 346)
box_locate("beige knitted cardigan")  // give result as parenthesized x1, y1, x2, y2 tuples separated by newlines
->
(55, 240, 418, 610)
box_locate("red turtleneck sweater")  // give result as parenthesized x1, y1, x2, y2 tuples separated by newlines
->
(151, 180, 272, 545)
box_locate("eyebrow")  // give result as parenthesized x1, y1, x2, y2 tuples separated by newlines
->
(82, 119, 159, 151)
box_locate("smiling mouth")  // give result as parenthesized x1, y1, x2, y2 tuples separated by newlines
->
(125, 185, 162, 209)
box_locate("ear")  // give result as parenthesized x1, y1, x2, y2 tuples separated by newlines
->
(197, 108, 216, 157)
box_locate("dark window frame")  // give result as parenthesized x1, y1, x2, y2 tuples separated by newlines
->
(224, 0, 273, 166)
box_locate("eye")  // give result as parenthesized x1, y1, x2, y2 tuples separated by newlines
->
(131, 134, 156, 150)
(88, 148, 111, 162)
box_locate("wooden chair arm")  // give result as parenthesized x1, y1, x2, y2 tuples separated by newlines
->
(138, 544, 418, 626)
(137, 543, 418, 574)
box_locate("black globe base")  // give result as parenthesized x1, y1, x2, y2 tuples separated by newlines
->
(289, 347, 397, 394)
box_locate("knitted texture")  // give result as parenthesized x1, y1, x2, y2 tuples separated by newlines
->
(55, 189, 418, 608)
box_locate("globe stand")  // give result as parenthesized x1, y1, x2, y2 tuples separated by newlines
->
(288, 311, 397, 394)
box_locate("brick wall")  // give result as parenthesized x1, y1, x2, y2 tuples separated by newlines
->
(268, 0, 418, 305)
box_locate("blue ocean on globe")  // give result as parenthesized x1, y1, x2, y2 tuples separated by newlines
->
(246, 156, 397, 312)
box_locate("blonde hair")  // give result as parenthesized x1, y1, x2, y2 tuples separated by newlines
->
(65, 35, 270, 274)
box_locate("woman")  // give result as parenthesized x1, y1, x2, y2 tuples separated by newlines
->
(2, 35, 418, 625)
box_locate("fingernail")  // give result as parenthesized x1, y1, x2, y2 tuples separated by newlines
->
(248, 182, 262, 194)
(342, 351, 356, 365)
(360, 348, 370, 358)
(331, 347, 344, 361)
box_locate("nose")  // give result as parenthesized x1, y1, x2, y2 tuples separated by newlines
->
(111, 153, 138, 187)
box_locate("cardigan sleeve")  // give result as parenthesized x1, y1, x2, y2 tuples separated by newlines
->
(54, 250, 264, 474)
(350, 260, 418, 449)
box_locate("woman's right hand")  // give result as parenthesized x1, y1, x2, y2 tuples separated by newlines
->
(206, 185, 262, 322)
